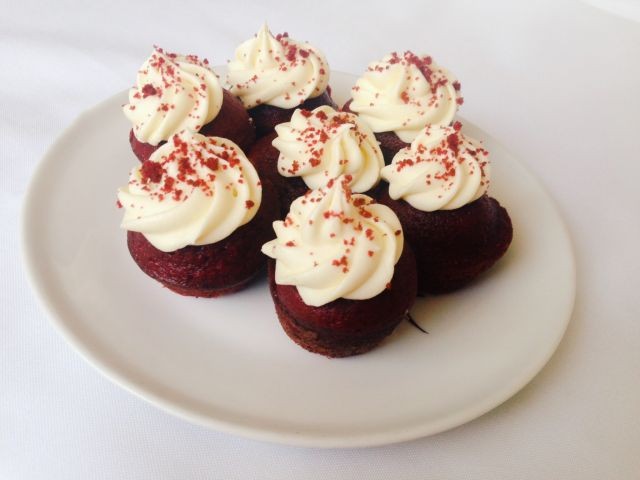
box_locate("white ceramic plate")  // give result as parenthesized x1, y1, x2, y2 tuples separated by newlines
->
(22, 71, 575, 448)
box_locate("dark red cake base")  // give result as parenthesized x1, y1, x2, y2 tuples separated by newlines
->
(268, 245, 417, 357)
(249, 90, 337, 138)
(342, 99, 409, 164)
(127, 180, 279, 297)
(247, 133, 308, 216)
(129, 89, 256, 163)
(374, 131, 410, 165)
(378, 192, 513, 294)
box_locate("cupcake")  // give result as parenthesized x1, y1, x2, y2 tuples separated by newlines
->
(343, 51, 463, 163)
(379, 122, 512, 294)
(262, 176, 417, 357)
(124, 46, 255, 163)
(117, 130, 278, 297)
(226, 24, 337, 137)
(248, 105, 384, 215)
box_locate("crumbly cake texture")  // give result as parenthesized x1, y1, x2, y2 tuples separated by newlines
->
(342, 99, 408, 164)
(126, 179, 279, 297)
(247, 133, 308, 217)
(267, 244, 417, 357)
(248, 90, 337, 138)
(379, 192, 512, 294)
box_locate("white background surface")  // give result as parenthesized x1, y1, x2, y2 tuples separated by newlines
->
(2, 0, 639, 478)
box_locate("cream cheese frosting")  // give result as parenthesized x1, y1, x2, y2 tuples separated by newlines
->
(380, 122, 490, 212)
(226, 24, 329, 109)
(262, 176, 403, 307)
(124, 47, 223, 146)
(118, 131, 261, 252)
(349, 51, 462, 143)
(272, 106, 383, 192)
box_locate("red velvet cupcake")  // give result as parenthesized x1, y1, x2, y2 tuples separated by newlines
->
(117, 130, 277, 297)
(248, 105, 384, 216)
(226, 24, 337, 138)
(124, 46, 255, 163)
(379, 122, 512, 294)
(343, 51, 463, 164)
(262, 176, 417, 357)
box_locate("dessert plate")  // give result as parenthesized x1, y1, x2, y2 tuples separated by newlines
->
(22, 71, 575, 448)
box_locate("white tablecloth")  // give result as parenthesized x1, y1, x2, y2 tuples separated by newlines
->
(2, 0, 639, 478)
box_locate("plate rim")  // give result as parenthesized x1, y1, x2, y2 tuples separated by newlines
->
(21, 72, 576, 448)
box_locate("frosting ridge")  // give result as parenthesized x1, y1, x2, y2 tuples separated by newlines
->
(380, 122, 490, 211)
(349, 51, 462, 143)
(272, 106, 383, 192)
(124, 47, 223, 146)
(227, 24, 329, 109)
(118, 131, 261, 252)
(262, 176, 403, 306)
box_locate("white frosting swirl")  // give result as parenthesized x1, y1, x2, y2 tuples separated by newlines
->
(118, 131, 262, 252)
(350, 51, 462, 143)
(272, 106, 383, 192)
(124, 47, 223, 146)
(381, 123, 490, 211)
(262, 176, 403, 307)
(226, 24, 329, 109)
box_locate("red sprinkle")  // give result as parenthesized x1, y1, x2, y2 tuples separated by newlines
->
(446, 132, 460, 155)
(140, 160, 164, 183)
(331, 256, 349, 272)
(202, 157, 219, 171)
(162, 176, 175, 193)
(141, 83, 158, 98)
(285, 45, 297, 62)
